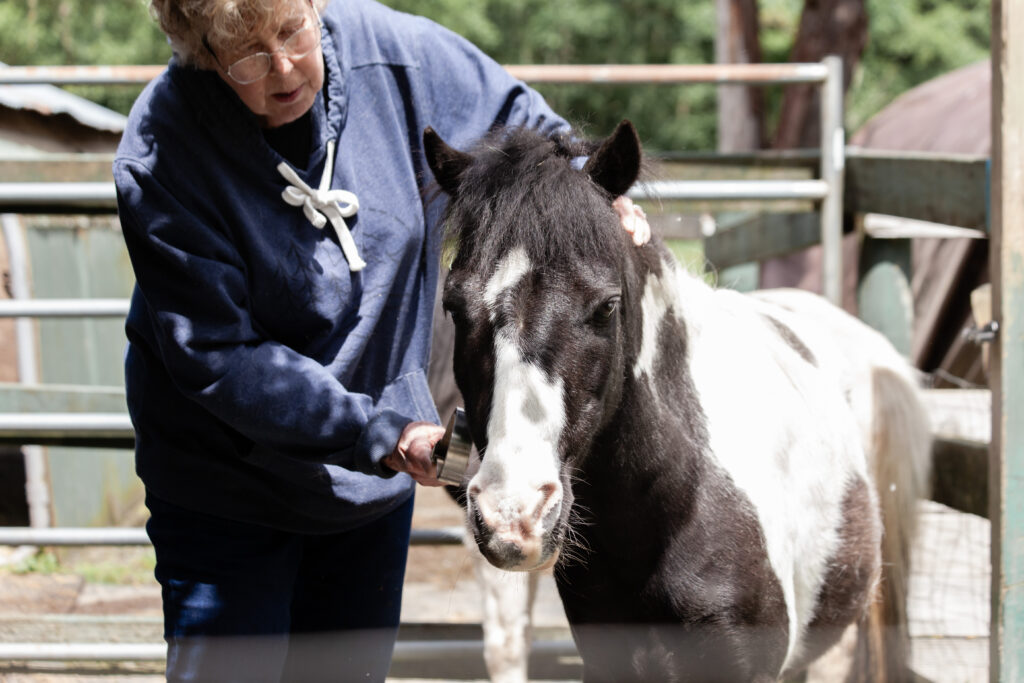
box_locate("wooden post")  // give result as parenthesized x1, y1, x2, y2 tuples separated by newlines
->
(819, 56, 845, 306)
(715, 0, 762, 152)
(990, 1, 1024, 680)
(856, 236, 913, 356)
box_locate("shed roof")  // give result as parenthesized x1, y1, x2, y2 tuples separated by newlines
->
(0, 62, 127, 134)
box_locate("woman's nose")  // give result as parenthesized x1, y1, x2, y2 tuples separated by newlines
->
(270, 50, 294, 75)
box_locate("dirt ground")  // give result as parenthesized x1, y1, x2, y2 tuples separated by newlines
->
(0, 484, 574, 682)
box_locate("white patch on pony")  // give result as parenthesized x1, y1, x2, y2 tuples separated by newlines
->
(633, 271, 677, 387)
(469, 249, 566, 569)
(665, 260, 868, 671)
(484, 246, 532, 321)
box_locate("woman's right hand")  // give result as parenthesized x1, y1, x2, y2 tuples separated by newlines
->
(382, 421, 447, 486)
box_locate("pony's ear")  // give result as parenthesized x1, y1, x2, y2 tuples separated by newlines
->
(582, 120, 641, 198)
(423, 126, 472, 197)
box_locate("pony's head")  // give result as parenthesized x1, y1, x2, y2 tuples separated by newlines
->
(424, 121, 651, 571)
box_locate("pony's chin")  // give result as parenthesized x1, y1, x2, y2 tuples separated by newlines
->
(533, 551, 560, 572)
(488, 552, 558, 573)
(478, 537, 560, 572)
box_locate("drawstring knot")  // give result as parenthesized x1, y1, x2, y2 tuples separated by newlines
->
(277, 140, 366, 271)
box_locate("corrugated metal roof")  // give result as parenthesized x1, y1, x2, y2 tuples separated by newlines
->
(0, 62, 127, 133)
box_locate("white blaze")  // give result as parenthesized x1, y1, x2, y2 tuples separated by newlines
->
(470, 248, 565, 564)
(484, 247, 532, 320)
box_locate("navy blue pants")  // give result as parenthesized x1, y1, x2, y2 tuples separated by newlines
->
(145, 492, 415, 683)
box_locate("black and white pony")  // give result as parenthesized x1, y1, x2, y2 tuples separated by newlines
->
(423, 120, 931, 682)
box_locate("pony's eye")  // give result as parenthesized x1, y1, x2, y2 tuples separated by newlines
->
(591, 296, 620, 324)
(443, 301, 469, 329)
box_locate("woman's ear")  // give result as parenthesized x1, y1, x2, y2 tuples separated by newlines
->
(582, 120, 641, 198)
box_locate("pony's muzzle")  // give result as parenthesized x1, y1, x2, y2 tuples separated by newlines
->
(467, 479, 563, 571)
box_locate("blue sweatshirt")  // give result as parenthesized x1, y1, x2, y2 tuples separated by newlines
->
(114, 0, 567, 532)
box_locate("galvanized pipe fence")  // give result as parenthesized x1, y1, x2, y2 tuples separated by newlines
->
(0, 59, 845, 668)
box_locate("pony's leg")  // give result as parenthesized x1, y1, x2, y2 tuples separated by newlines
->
(803, 622, 857, 683)
(466, 533, 537, 683)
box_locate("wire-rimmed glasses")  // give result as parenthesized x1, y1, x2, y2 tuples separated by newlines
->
(214, 10, 323, 85)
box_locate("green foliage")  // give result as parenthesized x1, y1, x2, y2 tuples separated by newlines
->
(850, 0, 990, 132)
(6, 547, 157, 584)
(383, 0, 720, 152)
(0, 0, 992, 147)
(382, 0, 990, 150)
(0, 0, 170, 114)
(10, 549, 61, 574)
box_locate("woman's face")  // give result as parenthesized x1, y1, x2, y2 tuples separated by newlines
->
(212, 0, 324, 128)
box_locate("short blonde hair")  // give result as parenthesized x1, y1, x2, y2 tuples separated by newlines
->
(150, 0, 329, 70)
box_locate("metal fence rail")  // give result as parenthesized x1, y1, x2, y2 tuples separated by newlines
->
(0, 62, 829, 86)
(0, 178, 831, 212)
(0, 525, 464, 547)
(0, 638, 579, 664)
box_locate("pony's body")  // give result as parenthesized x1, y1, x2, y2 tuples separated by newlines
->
(423, 122, 930, 682)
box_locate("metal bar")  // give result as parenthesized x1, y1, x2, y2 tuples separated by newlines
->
(392, 639, 577, 662)
(2, 214, 51, 531)
(0, 63, 828, 86)
(630, 179, 827, 202)
(0, 182, 116, 208)
(1, 179, 827, 211)
(0, 642, 167, 661)
(0, 299, 129, 318)
(0, 638, 578, 663)
(819, 55, 845, 306)
(0, 412, 133, 438)
(0, 527, 148, 545)
(0, 65, 166, 85)
(507, 63, 828, 84)
(0, 525, 465, 546)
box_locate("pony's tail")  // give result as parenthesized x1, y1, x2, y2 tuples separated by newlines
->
(850, 366, 932, 683)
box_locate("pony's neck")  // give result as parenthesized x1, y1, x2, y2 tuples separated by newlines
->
(578, 249, 714, 526)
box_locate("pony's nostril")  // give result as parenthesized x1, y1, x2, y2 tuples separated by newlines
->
(532, 482, 561, 523)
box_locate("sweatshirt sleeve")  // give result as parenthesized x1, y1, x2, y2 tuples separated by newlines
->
(115, 159, 403, 477)
(408, 15, 571, 149)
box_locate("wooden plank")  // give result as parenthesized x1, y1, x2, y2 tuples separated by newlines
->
(0, 156, 115, 183)
(845, 151, 988, 230)
(703, 212, 820, 269)
(932, 437, 988, 519)
(646, 212, 705, 241)
(990, 1, 1024, 679)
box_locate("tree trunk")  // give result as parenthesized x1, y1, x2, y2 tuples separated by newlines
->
(716, 0, 763, 151)
(772, 0, 868, 149)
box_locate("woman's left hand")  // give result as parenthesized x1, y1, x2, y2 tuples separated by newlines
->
(613, 196, 651, 246)
(383, 421, 447, 486)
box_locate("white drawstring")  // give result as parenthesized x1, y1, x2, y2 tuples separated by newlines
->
(277, 140, 366, 271)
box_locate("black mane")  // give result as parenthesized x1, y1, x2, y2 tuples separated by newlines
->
(442, 127, 633, 268)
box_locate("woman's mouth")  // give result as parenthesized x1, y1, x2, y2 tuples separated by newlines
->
(272, 85, 303, 103)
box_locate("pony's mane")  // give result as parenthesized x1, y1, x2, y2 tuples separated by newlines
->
(444, 127, 631, 268)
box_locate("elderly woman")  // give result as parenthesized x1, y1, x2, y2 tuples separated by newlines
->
(115, 0, 648, 680)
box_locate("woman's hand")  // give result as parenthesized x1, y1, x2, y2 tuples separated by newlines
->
(613, 195, 651, 246)
(383, 421, 447, 486)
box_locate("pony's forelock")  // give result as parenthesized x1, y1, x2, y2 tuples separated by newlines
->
(443, 128, 629, 270)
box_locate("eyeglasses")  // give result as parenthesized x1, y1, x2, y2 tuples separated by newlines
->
(213, 11, 322, 85)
